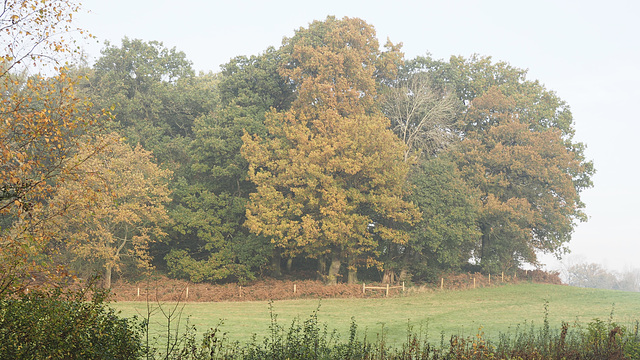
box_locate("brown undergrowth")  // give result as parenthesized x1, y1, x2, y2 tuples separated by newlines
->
(108, 269, 562, 302)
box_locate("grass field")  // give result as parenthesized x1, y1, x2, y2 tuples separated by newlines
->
(111, 283, 640, 346)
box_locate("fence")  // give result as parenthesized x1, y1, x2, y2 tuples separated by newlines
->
(362, 282, 405, 297)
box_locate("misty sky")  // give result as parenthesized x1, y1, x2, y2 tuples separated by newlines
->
(75, 0, 640, 272)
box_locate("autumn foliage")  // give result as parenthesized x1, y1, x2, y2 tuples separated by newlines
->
(451, 87, 589, 271)
(0, 1, 102, 295)
(48, 134, 172, 289)
(0, 10, 594, 291)
(242, 17, 419, 284)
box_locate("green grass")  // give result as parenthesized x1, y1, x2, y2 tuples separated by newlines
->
(111, 283, 640, 346)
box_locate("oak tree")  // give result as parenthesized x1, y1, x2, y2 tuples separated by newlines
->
(242, 17, 419, 284)
(402, 54, 594, 272)
(452, 88, 589, 271)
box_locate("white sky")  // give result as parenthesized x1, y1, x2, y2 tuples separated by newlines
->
(75, 0, 640, 273)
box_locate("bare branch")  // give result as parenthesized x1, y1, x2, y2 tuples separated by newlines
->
(383, 73, 459, 162)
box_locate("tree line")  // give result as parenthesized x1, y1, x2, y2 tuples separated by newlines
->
(0, 8, 594, 291)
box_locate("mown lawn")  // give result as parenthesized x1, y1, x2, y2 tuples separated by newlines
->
(112, 283, 640, 345)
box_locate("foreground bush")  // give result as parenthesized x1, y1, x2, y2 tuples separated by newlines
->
(0, 285, 142, 359)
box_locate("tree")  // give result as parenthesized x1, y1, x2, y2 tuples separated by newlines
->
(565, 263, 619, 290)
(0, 0, 97, 295)
(403, 54, 594, 271)
(402, 156, 481, 280)
(87, 37, 210, 162)
(451, 88, 590, 271)
(405, 54, 591, 152)
(83, 38, 251, 281)
(49, 134, 171, 288)
(0, 0, 87, 76)
(380, 70, 462, 283)
(242, 17, 419, 284)
(382, 72, 459, 162)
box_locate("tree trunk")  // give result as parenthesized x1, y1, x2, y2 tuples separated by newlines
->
(480, 223, 490, 267)
(382, 269, 396, 284)
(399, 268, 409, 282)
(347, 256, 357, 284)
(104, 264, 112, 289)
(271, 249, 282, 278)
(286, 258, 293, 273)
(327, 251, 342, 285)
(107, 229, 128, 290)
(382, 242, 397, 284)
(317, 256, 327, 281)
(347, 267, 357, 284)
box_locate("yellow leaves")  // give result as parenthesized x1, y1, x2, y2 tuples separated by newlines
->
(1, 0, 88, 75)
(243, 17, 417, 263)
(49, 132, 172, 272)
(0, 51, 107, 294)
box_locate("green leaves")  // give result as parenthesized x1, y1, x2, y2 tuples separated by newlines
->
(0, 284, 142, 359)
(406, 156, 481, 273)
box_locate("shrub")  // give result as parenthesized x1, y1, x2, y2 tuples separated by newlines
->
(0, 284, 142, 359)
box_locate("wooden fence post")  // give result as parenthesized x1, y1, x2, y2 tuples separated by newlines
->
(501, 272, 504, 282)
(441, 278, 444, 290)
(489, 273, 491, 284)
(137, 287, 140, 297)
(186, 286, 189, 300)
(473, 277, 476, 289)
(363, 282, 366, 294)
(402, 281, 405, 292)
(293, 284, 297, 294)
(385, 283, 389, 297)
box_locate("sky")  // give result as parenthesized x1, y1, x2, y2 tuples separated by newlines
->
(74, 0, 640, 273)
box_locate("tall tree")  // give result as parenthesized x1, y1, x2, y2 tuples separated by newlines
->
(83, 38, 225, 278)
(87, 37, 212, 162)
(403, 54, 594, 271)
(451, 88, 590, 271)
(49, 134, 171, 288)
(242, 16, 419, 284)
(402, 156, 481, 279)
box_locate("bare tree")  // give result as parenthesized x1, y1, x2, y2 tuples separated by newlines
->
(563, 261, 640, 291)
(382, 72, 459, 162)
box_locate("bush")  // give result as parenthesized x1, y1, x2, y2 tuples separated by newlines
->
(0, 284, 142, 359)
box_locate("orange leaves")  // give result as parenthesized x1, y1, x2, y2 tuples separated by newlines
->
(243, 17, 418, 266)
(448, 87, 588, 269)
(281, 17, 397, 120)
(48, 133, 172, 283)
